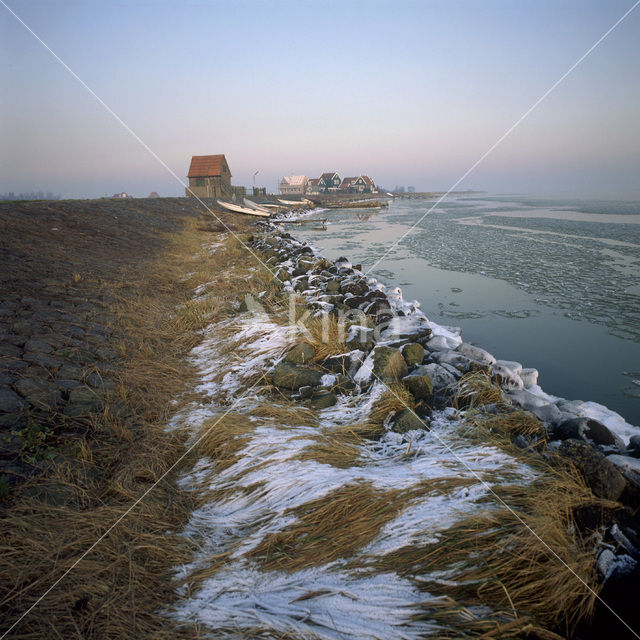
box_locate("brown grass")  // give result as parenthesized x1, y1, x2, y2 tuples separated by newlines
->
(251, 402, 318, 427)
(249, 482, 405, 571)
(195, 413, 255, 472)
(296, 434, 365, 468)
(0, 205, 260, 639)
(455, 371, 505, 408)
(300, 315, 348, 361)
(467, 407, 547, 442)
(368, 383, 416, 429)
(377, 461, 603, 635)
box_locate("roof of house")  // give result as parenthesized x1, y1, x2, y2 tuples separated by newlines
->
(359, 175, 375, 186)
(308, 178, 320, 186)
(320, 172, 339, 181)
(280, 175, 307, 186)
(339, 177, 357, 188)
(187, 154, 231, 178)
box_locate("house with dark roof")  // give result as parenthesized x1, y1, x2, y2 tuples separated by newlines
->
(338, 177, 357, 193)
(186, 154, 232, 198)
(318, 172, 341, 193)
(306, 178, 321, 195)
(352, 175, 376, 193)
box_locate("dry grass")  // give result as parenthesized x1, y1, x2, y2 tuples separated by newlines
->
(181, 233, 284, 319)
(249, 482, 405, 571)
(378, 461, 603, 636)
(296, 434, 365, 468)
(455, 371, 505, 408)
(368, 383, 416, 429)
(0, 207, 259, 639)
(251, 402, 318, 427)
(299, 315, 348, 361)
(467, 407, 547, 442)
(195, 413, 255, 473)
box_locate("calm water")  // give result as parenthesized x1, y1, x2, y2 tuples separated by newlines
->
(294, 195, 640, 425)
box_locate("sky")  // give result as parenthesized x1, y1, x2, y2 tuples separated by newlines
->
(1, 0, 639, 198)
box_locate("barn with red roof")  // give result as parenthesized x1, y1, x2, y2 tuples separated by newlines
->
(186, 154, 232, 198)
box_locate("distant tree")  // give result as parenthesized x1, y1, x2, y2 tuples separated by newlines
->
(0, 191, 61, 201)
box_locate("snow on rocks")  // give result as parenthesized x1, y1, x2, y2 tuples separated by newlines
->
(166, 225, 640, 637)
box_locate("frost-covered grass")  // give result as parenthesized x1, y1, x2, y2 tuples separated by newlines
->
(165, 234, 609, 639)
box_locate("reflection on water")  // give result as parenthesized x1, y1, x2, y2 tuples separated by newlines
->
(296, 194, 640, 424)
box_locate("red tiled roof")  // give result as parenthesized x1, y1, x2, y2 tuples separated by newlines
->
(360, 175, 375, 186)
(187, 154, 231, 178)
(340, 177, 357, 188)
(320, 172, 338, 181)
(308, 178, 320, 186)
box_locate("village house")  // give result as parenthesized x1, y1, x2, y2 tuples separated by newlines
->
(186, 154, 232, 199)
(306, 178, 321, 195)
(279, 175, 308, 195)
(339, 177, 357, 192)
(352, 175, 377, 193)
(318, 172, 341, 193)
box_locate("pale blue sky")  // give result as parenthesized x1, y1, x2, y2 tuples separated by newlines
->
(1, 0, 639, 197)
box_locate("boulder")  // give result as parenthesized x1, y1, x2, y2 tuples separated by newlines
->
(326, 278, 341, 293)
(558, 439, 626, 501)
(0, 387, 26, 413)
(402, 370, 434, 401)
(433, 351, 472, 372)
(401, 342, 425, 367)
(492, 360, 524, 390)
(345, 326, 375, 352)
(554, 417, 625, 450)
(311, 391, 338, 409)
(272, 362, 324, 390)
(382, 315, 432, 342)
(456, 343, 496, 366)
(370, 346, 408, 383)
(344, 295, 368, 309)
(284, 343, 316, 365)
(520, 368, 539, 388)
(392, 409, 428, 434)
(340, 280, 368, 296)
(14, 377, 62, 410)
(419, 363, 457, 391)
(606, 455, 640, 490)
(426, 334, 461, 352)
(63, 387, 103, 417)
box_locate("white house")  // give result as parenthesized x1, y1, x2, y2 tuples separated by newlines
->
(279, 175, 308, 195)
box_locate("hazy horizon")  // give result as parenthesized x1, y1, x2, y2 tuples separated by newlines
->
(2, 0, 639, 199)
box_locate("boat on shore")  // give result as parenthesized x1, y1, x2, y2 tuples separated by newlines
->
(216, 200, 270, 217)
(277, 198, 313, 207)
(242, 198, 271, 213)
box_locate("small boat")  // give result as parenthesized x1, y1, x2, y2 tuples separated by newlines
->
(217, 200, 270, 217)
(243, 198, 271, 213)
(386, 192, 394, 197)
(277, 198, 308, 207)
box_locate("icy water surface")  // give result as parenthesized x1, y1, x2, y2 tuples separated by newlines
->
(294, 195, 640, 425)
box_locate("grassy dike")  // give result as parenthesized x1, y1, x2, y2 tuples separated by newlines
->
(2, 199, 636, 639)
(0, 198, 255, 638)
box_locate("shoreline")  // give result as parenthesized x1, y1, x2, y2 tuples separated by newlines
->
(290, 195, 640, 426)
(168, 216, 640, 637)
(2, 198, 640, 637)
